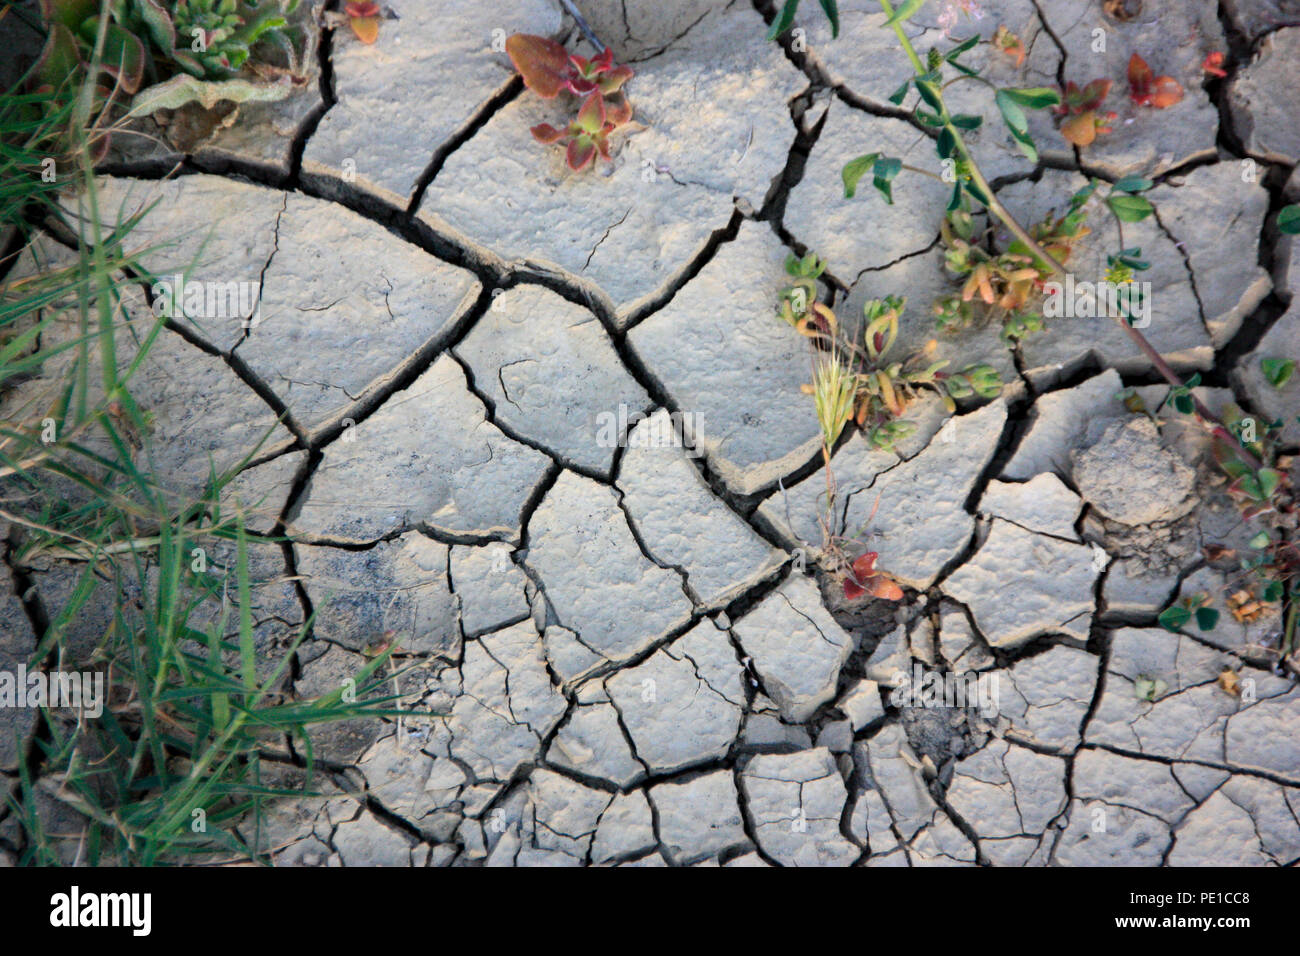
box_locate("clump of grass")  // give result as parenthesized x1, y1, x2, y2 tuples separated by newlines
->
(1, 14, 404, 866)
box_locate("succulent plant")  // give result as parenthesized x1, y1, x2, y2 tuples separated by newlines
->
(1127, 53, 1183, 109)
(156, 0, 299, 78)
(530, 92, 621, 172)
(1053, 78, 1116, 147)
(506, 34, 634, 169)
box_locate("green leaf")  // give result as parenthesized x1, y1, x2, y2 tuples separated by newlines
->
(888, 79, 910, 105)
(1248, 530, 1272, 549)
(945, 35, 980, 60)
(915, 78, 942, 111)
(873, 157, 902, 205)
(950, 113, 983, 130)
(947, 181, 963, 212)
(1261, 357, 1296, 389)
(874, 156, 902, 181)
(1194, 606, 1220, 632)
(995, 90, 1040, 162)
(1070, 181, 1100, 210)
(998, 87, 1061, 110)
(1172, 392, 1194, 415)
(766, 0, 801, 40)
(1257, 467, 1282, 499)
(1264, 579, 1285, 603)
(842, 152, 882, 198)
(818, 0, 840, 37)
(1107, 193, 1155, 223)
(1112, 176, 1154, 193)
(966, 178, 991, 206)
(995, 90, 1029, 134)
(936, 126, 957, 159)
(1158, 605, 1191, 632)
(883, 0, 927, 26)
(1278, 204, 1300, 235)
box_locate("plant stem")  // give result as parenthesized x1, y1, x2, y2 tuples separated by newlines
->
(558, 0, 607, 52)
(881, 16, 1262, 467)
(877, 0, 927, 75)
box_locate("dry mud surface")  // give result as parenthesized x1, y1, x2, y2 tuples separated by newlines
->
(5, 0, 1300, 867)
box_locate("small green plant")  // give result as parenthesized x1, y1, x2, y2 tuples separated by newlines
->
(506, 34, 634, 170)
(774, 253, 998, 602)
(37, 0, 308, 120)
(1157, 592, 1220, 634)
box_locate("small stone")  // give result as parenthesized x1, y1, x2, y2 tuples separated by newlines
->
(838, 679, 885, 731)
(1071, 417, 1197, 525)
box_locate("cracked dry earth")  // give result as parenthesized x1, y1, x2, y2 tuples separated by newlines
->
(5, 0, 1300, 867)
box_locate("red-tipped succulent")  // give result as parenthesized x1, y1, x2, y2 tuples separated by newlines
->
(1054, 79, 1116, 147)
(530, 92, 619, 172)
(842, 552, 905, 602)
(506, 34, 635, 169)
(1128, 53, 1184, 108)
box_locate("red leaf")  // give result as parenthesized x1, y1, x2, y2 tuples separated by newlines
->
(604, 91, 633, 125)
(530, 122, 566, 144)
(506, 34, 572, 98)
(1078, 78, 1111, 112)
(346, 1, 381, 15)
(1060, 110, 1097, 146)
(843, 576, 866, 601)
(348, 14, 380, 44)
(1201, 51, 1227, 77)
(598, 64, 634, 95)
(566, 136, 597, 170)
(866, 575, 904, 601)
(1128, 52, 1154, 103)
(1150, 75, 1184, 108)
(851, 552, 879, 579)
